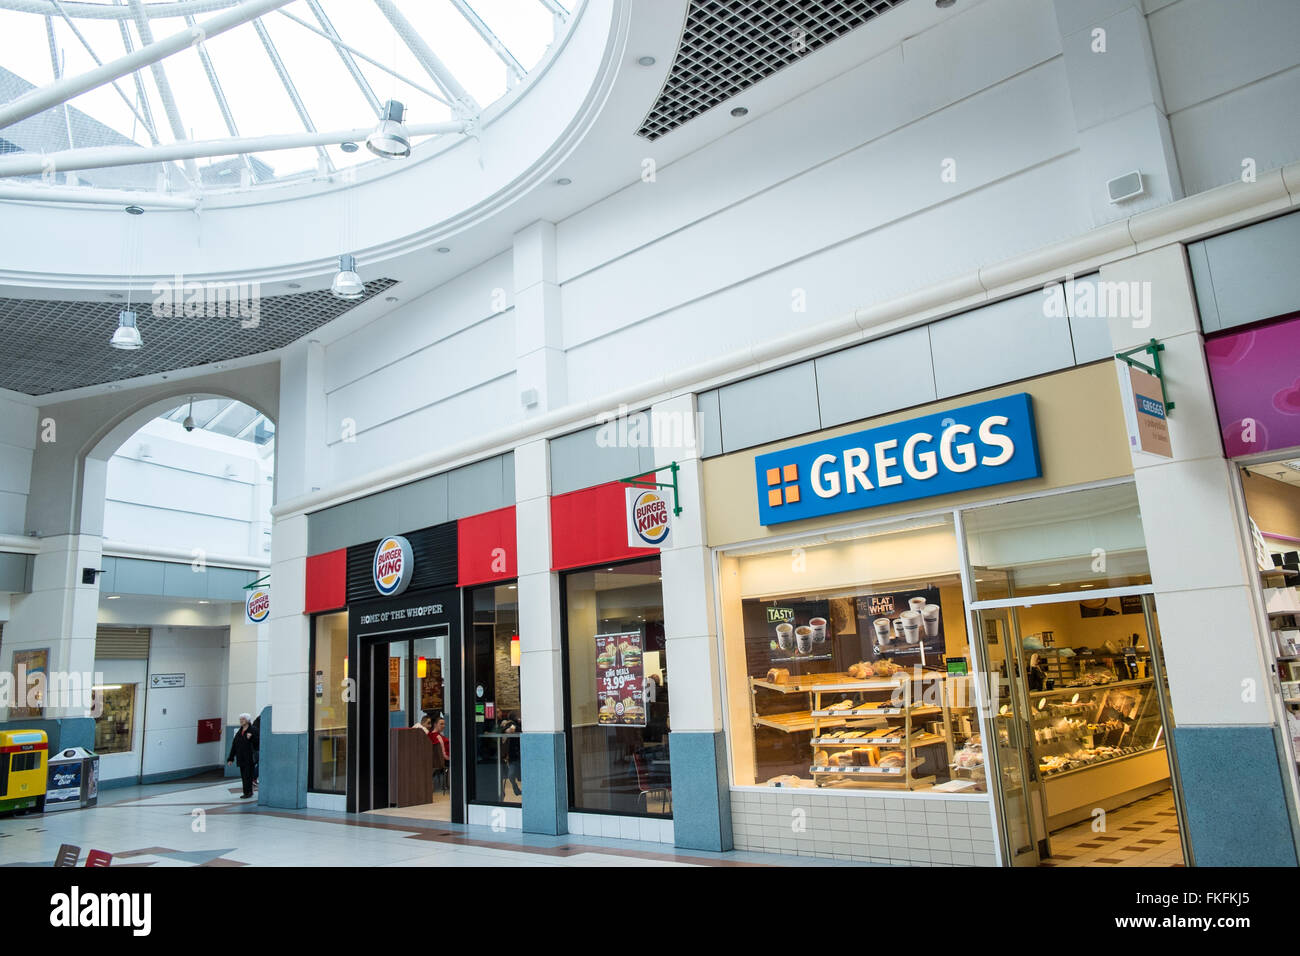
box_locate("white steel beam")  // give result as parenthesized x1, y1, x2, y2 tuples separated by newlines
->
(0, 120, 468, 176)
(0, 0, 294, 130)
(372, 0, 479, 115)
(0, 182, 198, 208)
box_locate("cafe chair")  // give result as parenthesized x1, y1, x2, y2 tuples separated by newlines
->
(53, 843, 81, 867)
(85, 849, 113, 867)
(431, 743, 449, 794)
(632, 752, 671, 816)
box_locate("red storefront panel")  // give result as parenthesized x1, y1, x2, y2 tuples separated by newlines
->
(304, 548, 346, 613)
(458, 505, 518, 587)
(551, 481, 658, 571)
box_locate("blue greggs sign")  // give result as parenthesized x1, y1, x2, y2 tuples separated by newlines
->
(755, 393, 1042, 526)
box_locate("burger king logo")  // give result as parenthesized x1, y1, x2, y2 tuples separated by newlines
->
(630, 489, 671, 546)
(373, 535, 413, 596)
(245, 588, 270, 624)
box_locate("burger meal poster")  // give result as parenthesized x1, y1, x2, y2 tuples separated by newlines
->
(596, 631, 646, 726)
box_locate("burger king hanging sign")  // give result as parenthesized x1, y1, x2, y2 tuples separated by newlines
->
(372, 535, 414, 596)
(245, 587, 270, 624)
(627, 487, 671, 548)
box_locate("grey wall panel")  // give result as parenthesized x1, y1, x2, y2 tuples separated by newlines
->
(307, 504, 352, 557)
(1186, 241, 1221, 333)
(97, 556, 116, 595)
(501, 452, 515, 504)
(0, 551, 29, 592)
(929, 290, 1076, 399)
(162, 561, 208, 599)
(550, 421, 642, 496)
(1067, 310, 1115, 364)
(697, 390, 723, 459)
(113, 557, 165, 595)
(1200, 211, 1300, 331)
(449, 455, 507, 519)
(815, 328, 936, 428)
(392, 474, 448, 534)
(207, 566, 257, 601)
(718, 361, 821, 453)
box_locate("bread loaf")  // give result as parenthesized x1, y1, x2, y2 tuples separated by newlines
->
(765, 667, 790, 684)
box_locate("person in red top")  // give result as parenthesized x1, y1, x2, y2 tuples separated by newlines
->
(430, 715, 451, 764)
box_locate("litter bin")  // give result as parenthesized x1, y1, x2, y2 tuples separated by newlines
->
(45, 747, 99, 812)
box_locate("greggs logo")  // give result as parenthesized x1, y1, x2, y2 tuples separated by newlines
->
(755, 393, 1042, 526)
(631, 490, 671, 546)
(245, 588, 270, 623)
(373, 536, 413, 596)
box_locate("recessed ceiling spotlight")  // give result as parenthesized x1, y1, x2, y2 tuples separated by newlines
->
(287, 282, 301, 289)
(108, 292, 123, 300)
(124, 205, 144, 216)
(935, 0, 956, 7)
(556, 177, 572, 186)
(367, 99, 411, 159)
(730, 106, 749, 117)
(340, 142, 360, 153)
(106, 594, 120, 600)
(105, 384, 122, 391)
(436, 246, 451, 254)
(331, 253, 364, 299)
(385, 296, 399, 303)
(110, 310, 143, 350)
(637, 55, 656, 66)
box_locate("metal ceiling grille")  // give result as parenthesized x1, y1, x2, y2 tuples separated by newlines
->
(0, 278, 396, 395)
(95, 625, 151, 659)
(637, 0, 907, 140)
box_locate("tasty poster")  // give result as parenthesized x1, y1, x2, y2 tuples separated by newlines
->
(595, 631, 646, 726)
(855, 588, 944, 662)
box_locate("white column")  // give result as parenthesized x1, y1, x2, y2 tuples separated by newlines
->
(513, 221, 567, 417)
(226, 605, 269, 724)
(515, 439, 563, 732)
(1, 534, 102, 718)
(267, 513, 309, 734)
(274, 340, 328, 503)
(653, 395, 722, 733)
(1101, 245, 1273, 728)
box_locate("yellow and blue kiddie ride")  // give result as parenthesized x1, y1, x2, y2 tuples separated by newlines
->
(0, 730, 48, 814)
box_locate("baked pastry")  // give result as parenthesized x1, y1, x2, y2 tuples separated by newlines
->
(847, 661, 876, 679)
(815, 749, 830, 766)
(878, 752, 905, 769)
(765, 667, 790, 684)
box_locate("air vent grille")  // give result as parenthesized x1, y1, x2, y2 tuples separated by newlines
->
(94, 625, 151, 660)
(638, 0, 907, 140)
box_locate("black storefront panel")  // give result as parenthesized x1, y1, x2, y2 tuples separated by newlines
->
(345, 521, 458, 605)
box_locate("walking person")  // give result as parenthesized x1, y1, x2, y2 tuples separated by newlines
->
(227, 713, 259, 799)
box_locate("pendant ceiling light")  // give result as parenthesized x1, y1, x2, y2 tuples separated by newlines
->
(331, 254, 364, 300)
(182, 398, 196, 433)
(366, 99, 410, 159)
(109, 309, 143, 350)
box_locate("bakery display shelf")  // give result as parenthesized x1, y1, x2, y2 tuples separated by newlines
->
(753, 712, 819, 733)
(767, 654, 833, 664)
(810, 764, 907, 776)
(1039, 744, 1166, 780)
(813, 732, 945, 748)
(811, 705, 941, 718)
(1028, 677, 1154, 699)
(751, 675, 903, 694)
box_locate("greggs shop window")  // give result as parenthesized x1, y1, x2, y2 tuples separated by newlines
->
(718, 515, 983, 794)
(563, 557, 672, 816)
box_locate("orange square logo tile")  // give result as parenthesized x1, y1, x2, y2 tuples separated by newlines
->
(765, 463, 800, 507)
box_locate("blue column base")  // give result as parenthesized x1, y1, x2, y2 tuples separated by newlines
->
(255, 706, 308, 809)
(668, 730, 732, 852)
(1173, 724, 1299, 866)
(521, 731, 568, 835)
(0, 717, 94, 753)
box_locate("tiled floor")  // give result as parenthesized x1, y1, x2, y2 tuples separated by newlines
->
(1039, 790, 1186, 867)
(0, 774, 833, 868)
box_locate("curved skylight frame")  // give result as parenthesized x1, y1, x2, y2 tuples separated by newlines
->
(0, 0, 573, 198)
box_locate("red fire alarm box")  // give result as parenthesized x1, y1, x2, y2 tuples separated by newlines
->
(196, 718, 222, 744)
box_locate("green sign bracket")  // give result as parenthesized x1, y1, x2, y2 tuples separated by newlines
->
(242, 574, 270, 591)
(620, 461, 683, 517)
(1116, 338, 1175, 414)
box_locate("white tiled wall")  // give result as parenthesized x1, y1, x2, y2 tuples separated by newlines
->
(730, 789, 998, 866)
(468, 804, 522, 830)
(567, 812, 674, 845)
